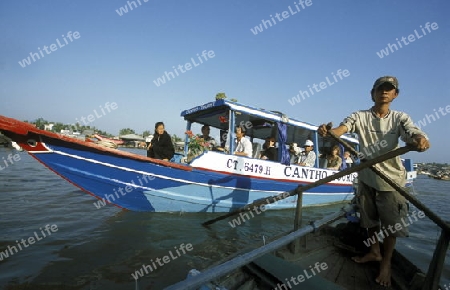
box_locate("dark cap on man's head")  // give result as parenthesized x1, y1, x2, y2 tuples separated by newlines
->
(372, 76, 399, 91)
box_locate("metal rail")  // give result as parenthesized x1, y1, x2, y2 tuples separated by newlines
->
(165, 204, 355, 290)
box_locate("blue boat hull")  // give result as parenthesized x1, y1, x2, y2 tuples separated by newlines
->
(17, 134, 354, 212)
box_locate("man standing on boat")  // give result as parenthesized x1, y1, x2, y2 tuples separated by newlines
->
(318, 76, 430, 287)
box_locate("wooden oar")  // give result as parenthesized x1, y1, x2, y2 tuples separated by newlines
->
(327, 130, 450, 234)
(202, 145, 412, 227)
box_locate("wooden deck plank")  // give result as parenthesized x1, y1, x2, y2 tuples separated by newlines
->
(363, 262, 379, 290)
(350, 259, 375, 290)
(207, 223, 432, 290)
(251, 254, 345, 289)
(281, 243, 367, 289)
(245, 225, 428, 290)
(335, 256, 356, 289)
(323, 252, 346, 283)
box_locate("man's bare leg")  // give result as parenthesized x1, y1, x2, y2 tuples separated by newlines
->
(376, 235, 395, 287)
(352, 226, 383, 263)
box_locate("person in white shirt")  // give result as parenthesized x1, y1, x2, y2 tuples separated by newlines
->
(344, 151, 353, 168)
(234, 126, 252, 157)
(298, 140, 316, 167)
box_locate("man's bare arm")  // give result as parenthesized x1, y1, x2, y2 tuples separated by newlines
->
(317, 124, 348, 137)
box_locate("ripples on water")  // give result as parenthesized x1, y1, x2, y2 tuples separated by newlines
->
(0, 148, 449, 289)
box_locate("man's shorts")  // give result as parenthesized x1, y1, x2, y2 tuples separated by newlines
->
(356, 181, 409, 237)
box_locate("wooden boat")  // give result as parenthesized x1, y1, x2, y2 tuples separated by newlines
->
(183, 225, 432, 290)
(167, 203, 448, 290)
(0, 99, 416, 212)
(182, 224, 444, 290)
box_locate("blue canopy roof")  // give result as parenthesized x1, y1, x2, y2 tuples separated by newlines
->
(180, 99, 358, 146)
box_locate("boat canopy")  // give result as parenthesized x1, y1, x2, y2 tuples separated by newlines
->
(180, 99, 358, 146)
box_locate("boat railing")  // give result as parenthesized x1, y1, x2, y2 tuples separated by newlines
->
(164, 204, 356, 290)
(166, 143, 449, 290)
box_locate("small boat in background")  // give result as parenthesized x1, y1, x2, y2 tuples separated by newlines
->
(428, 170, 450, 181)
(432, 174, 450, 181)
(93, 134, 125, 146)
(84, 135, 118, 149)
(96, 140, 119, 149)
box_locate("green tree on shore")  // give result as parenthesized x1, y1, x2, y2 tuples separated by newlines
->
(29, 118, 114, 137)
(172, 134, 183, 143)
(33, 118, 47, 130)
(119, 128, 135, 135)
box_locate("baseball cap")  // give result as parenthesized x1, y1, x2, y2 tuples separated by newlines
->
(372, 76, 398, 91)
(304, 140, 314, 147)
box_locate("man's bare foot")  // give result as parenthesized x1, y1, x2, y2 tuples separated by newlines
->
(351, 252, 382, 263)
(375, 259, 391, 287)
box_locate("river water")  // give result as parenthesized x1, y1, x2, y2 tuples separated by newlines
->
(0, 147, 448, 289)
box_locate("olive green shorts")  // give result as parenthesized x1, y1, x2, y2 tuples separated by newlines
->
(356, 181, 409, 237)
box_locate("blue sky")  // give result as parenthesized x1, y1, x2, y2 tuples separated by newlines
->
(1, 0, 449, 163)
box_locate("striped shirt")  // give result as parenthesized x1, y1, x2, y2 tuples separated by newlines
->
(341, 108, 427, 191)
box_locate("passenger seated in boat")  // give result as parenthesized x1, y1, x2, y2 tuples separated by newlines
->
(261, 137, 270, 151)
(199, 125, 217, 150)
(260, 137, 277, 161)
(147, 122, 175, 161)
(344, 150, 353, 168)
(234, 126, 252, 157)
(297, 140, 316, 167)
(289, 143, 301, 164)
(326, 145, 342, 170)
(257, 137, 270, 158)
